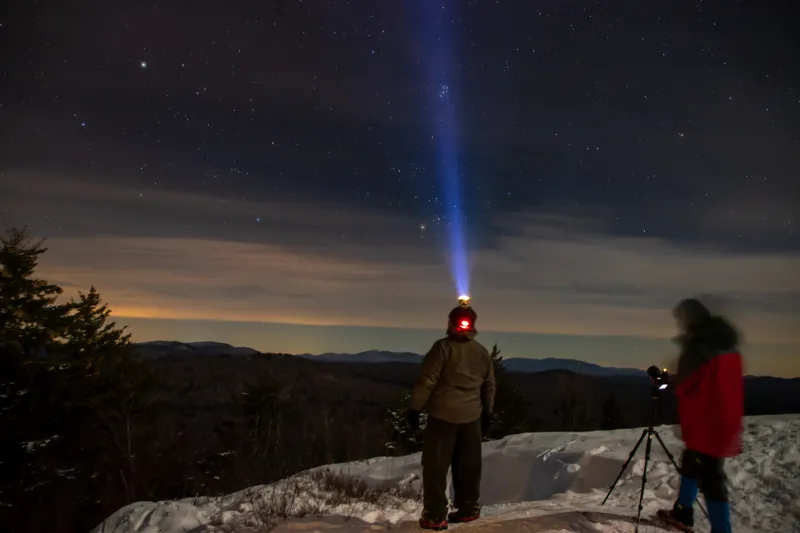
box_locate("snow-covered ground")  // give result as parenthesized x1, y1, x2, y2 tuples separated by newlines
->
(92, 415, 800, 533)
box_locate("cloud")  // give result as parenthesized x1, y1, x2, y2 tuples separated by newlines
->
(2, 173, 433, 260)
(469, 220, 799, 342)
(17, 176, 798, 346)
(696, 194, 798, 241)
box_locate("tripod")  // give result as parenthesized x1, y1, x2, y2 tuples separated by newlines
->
(601, 384, 708, 532)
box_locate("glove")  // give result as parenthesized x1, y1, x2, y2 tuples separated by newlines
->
(407, 410, 421, 432)
(481, 412, 494, 436)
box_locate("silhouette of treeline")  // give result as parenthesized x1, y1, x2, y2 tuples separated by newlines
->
(2, 227, 799, 533)
(336, 355, 800, 427)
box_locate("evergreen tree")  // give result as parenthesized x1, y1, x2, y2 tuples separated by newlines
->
(0, 227, 156, 531)
(0, 227, 69, 356)
(601, 393, 622, 430)
(490, 343, 503, 372)
(385, 391, 427, 455)
(488, 344, 530, 438)
(63, 286, 132, 360)
(554, 373, 594, 431)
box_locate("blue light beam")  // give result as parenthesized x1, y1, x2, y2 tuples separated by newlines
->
(437, 97, 470, 298)
(423, 2, 470, 298)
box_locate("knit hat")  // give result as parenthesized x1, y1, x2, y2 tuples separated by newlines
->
(448, 305, 477, 333)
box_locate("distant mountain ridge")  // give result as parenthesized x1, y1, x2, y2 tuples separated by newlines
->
(503, 357, 646, 377)
(295, 350, 422, 364)
(133, 343, 648, 377)
(296, 350, 646, 377)
(132, 342, 794, 380)
(135, 341, 261, 358)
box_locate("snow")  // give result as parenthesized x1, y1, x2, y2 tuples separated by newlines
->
(92, 415, 800, 533)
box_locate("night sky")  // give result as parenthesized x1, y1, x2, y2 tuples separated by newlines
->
(2, 1, 798, 376)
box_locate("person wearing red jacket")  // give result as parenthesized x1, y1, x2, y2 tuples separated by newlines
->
(658, 298, 744, 533)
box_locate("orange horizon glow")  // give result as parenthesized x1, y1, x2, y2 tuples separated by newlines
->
(107, 305, 798, 347)
(32, 218, 799, 349)
(116, 314, 800, 378)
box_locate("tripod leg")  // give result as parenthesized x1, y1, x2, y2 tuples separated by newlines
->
(602, 429, 647, 506)
(653, 430, 709, 520)
(635, 430, 655, 532)
(653, 430, 680, 471)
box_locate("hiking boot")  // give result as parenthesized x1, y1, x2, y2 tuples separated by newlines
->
(656, 504, 694, 532)
(448, 507, 480, 524)
(419, 516, 448, 530)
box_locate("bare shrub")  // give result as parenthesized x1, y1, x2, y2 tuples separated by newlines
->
(309, 467, 421, 506)
(235, 468, 421, 531)
(249, 480, 318, 531)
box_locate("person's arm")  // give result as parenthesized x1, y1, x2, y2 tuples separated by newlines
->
(409, 341, 447, 412)
(481, 353, 496, 414)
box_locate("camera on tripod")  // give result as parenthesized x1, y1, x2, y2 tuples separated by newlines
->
(647, 365, 670, 391)
(603, 363, 709, 532)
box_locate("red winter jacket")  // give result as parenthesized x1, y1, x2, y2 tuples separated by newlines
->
(673, 318, 745, 458)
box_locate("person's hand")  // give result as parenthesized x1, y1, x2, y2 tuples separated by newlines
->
(481, 412, 494, 436)
(407, 410, 421, 432)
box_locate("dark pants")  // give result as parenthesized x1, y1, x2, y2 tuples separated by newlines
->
(421, 416, 483, 521)
(681, 448, 728, 502)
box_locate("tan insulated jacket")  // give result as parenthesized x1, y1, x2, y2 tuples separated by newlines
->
(410, 333, 496, 424)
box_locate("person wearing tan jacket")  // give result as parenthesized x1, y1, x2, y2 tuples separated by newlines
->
(407, 303, 496, 531)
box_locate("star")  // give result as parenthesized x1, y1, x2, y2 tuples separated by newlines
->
(3, 0, 797, 381)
